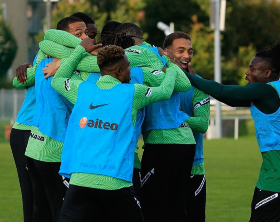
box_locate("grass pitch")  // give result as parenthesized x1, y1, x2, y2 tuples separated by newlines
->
(0, 135, 261, 222)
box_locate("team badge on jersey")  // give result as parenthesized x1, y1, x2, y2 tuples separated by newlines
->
(64, 78, 71, 91)
(73, 70, 81, 76)
(193, 96, 210, 110)
(145, 88, 152, 97)
(125, 48, 141, 54)
(151, 70, 163, 75)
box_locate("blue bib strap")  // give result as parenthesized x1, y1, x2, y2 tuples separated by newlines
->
(140, 45, 166, 68)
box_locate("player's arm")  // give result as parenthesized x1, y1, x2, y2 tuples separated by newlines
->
(185, 72, 272, 107)
(13, 50, 46, 89)
(52, 39, 101, 104)
(76, 54, 100, 73)
(125, 49, 164, 71)
(39, 40, 73, 59)
(133, 67, 177, 110)
(39, 40, 100, 73)
(51, 45, 86, 104)
(142, 66, 191, 95)
(142, 67, 165, 87)
(44, 29, 81, 47)
(185, 88, 210, 133)
(164, 56, 191, 92)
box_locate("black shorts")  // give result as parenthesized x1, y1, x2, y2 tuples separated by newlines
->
(186, 174, 206, 222)
(26, 158, 69, 222)
(250, 187, 280, 222)
(133, 168, 142, 202)
(60, 184, 144, 222)
(10, 128, 33, 222)
(141, 143, 195, 222)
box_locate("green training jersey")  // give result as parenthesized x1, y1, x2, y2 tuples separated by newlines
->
(186, 87, 210, 175)
(12, 122, 36, 131)
(12, 50, 46, 131)
(186, 72, 280, 192)
(256, 151, 280, 192)
(24, 72, 85, 162)
(51, 44, 178, 190)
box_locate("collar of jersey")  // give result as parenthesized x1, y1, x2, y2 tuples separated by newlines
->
(96, 75, 121, 90)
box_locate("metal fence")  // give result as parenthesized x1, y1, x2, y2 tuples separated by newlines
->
(0, 88, 26, 122)
(0, 88, 253, 140)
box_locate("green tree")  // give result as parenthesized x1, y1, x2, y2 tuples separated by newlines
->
(35, 0, 108, 44)
(222, 44, 256, 85)
(223, 0, 280, 55)
(142, 0, 208, 46)
(88, 0, 120, 21)
(188, 15, 215, 80)
(0, 17, 17, 80)
(110, 0, 145, 25)
(51, 0, 107, 33)
(35, 0, 145, 43)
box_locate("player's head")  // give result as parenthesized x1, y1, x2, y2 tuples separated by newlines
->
(71, 12, 97, 40)
(97, 45, 131, 83)
(56, 16, 88, 40)
(245, 41, 280, 84)
(163, 31, 193, 71)
(100, 22, 136, 49)
(100, 21, 122, 46)
(115, 22, 143, 46)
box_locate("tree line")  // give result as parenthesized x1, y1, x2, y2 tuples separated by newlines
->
(3, 0, 280, 85)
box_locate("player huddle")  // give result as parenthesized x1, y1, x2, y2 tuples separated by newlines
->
(10, 12, 280, 222)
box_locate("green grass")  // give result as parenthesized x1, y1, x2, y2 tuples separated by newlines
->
(204, 137, 260, 222)
(0, 136, 261, 222)
(138, 136, 260, 222)
(0, 143, 23, 222)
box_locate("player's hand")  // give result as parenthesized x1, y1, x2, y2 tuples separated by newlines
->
(43, 58, 61, 79)
(162, 65, 167, 73)
(157, 47, 165, 57)
(90, 47, 102, 56)
(80, 38, 102, 54)
(187, 62, 196, 75)
(16, 63, 32, 84)
(165, 52, 181, 68)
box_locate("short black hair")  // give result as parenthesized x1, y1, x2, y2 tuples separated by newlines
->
(103, 22, 142, 49)
(163, 31, 192, 48)
(115, 22, 142, 39)
(97, 45, 125, 71)
(99, 21, 135, 49)
(71, 12, 95, 25)
(256, 41, 280, 75)
(56, 16, 83, 31)
(100, 21, 122, 46)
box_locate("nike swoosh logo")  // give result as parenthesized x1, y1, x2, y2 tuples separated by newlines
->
(89, 103, 109, 109)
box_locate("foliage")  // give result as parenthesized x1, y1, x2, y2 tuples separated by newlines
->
(0, 18, 17, 80)
(141, 0, 208, 47)
(224, 0, 280, 54)
(222, 44, 256, 85)
(35, 0, 145, 43)
(188, 15, 215, 80)
(110, 0, 145, 25)
(33, 0, 280, 85)
(88, 0, 120, 21)
(35, 0, 108, 43)
(51, 0, 107, 33)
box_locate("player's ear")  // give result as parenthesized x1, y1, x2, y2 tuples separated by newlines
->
(264, 69, 272, 78)
(116, 66, 122, 77)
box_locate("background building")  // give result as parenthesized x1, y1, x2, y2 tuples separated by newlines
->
(2, 0, 57, 78)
